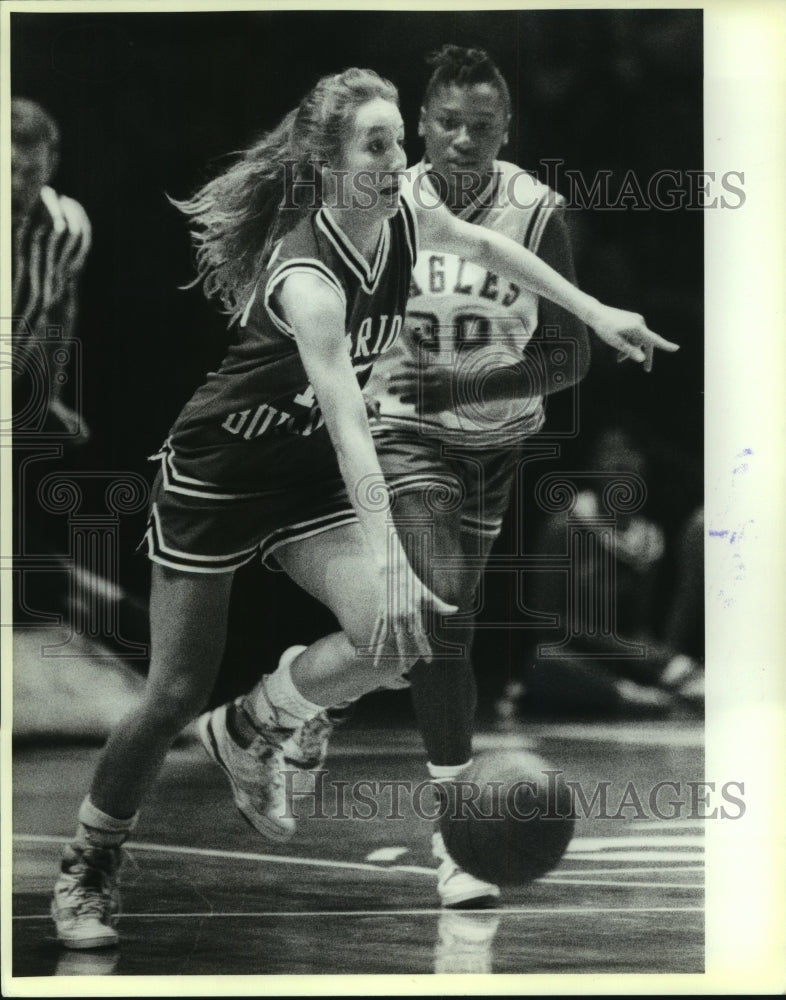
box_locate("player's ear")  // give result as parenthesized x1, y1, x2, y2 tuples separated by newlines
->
(417, 107, 427, 138)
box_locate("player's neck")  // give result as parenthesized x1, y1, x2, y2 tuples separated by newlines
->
(444, 168, 496, 215)
(325, 206, 385, 266)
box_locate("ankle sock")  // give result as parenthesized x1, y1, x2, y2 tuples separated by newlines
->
(428, 760, 473, 783)
(248, 646, 326, 729)
(427, 760, 473, 820)
(74, 797, 137, 850)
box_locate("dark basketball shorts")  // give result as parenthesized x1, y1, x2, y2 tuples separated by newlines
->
(139, 437, 359, 573)
(371, 421, 524, 547)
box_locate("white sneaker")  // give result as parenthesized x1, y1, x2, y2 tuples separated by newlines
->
(198, 698, 296, 841)
(279, 646, 353, 772)
(51, 845, 121, 950)
(283, 710, 337, 770)
(283, 706, 354, 771)
(432, 831, 501, 909)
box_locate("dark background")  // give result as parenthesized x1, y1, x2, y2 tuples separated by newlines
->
(11, 8, 704, 710)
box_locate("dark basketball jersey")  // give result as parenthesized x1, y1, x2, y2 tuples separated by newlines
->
(165, 196, 418, 496)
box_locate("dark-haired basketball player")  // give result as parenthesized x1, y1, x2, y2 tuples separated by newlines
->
(286, 46, 642, 908)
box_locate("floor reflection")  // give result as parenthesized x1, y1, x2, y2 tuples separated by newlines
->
(53, 946, 119, 977)
(434, 910, 502, 975)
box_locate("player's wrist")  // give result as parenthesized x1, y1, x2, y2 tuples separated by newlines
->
(373, 532, 409, 574)
(577, 295, 605, 329)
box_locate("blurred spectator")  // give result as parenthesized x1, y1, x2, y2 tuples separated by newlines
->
(496, 427, 703, 721)
(12, 97, 92, 440)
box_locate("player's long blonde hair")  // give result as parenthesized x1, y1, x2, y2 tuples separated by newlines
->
(173, 68, 399, 322)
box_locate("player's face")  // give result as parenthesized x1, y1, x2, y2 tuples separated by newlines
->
(420, 82, 509, 180)
(11, 141, 55, 224)
(330, 98, 407, 218)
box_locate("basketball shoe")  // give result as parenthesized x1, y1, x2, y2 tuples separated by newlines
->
(51, 844, 121, 949)
(432, 830, 501, 909)
(283, 704, 353, 771)
(198, 697, 296, 841)
(267, 644, 348, 773)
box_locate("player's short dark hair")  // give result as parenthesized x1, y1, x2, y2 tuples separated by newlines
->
(11, 98, 61, 152)
(423, 45, 511, 119)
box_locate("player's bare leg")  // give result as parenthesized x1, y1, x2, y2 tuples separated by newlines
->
(52, 564, 234, 948)
(270, 524, 421, 702)
(199, 524, 420, 839)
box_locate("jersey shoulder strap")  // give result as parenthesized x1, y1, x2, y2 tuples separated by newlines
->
(240, 212, 347, 332)
(491, 160, 565, 254)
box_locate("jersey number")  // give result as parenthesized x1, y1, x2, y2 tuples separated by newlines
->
(455, 313, 492, 347)
(407, 311, 491, 348)
(293, 384, 317, 408)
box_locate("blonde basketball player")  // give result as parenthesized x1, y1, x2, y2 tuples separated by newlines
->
(51, 63, 674, 948)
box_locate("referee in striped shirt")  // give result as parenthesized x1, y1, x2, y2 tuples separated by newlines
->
(12, 98, 92, 439)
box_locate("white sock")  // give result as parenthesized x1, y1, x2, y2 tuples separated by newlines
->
(427, 760, 473, 833)
(249, 646, 325, 729)
(75, 796, 138, 849)
(428, 760, 473, 783)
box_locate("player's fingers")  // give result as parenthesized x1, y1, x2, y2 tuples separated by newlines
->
(60, 196, 84, 236)
(640, 327, 679, 352)
(623, 318, 678, 350)
(386, 374, 417, 391)
(387, 360, 418, 376)
(618, 341, 646, 364)
(369, 614, 389, 670)
(59, 229, 81, 272)
(398, 623, 432, 664)
(643, 343, 654, 373)
(40, 186, 66, 234)
(428, 594, 459, 615)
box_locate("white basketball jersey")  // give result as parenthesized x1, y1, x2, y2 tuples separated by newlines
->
(368, 160, 563, 448)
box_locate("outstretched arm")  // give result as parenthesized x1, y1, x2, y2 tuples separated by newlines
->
(412, 191, 678, 371)
(387, 207, 591, 414)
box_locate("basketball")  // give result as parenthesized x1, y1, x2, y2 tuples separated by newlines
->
(439, 750, 576, 886)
